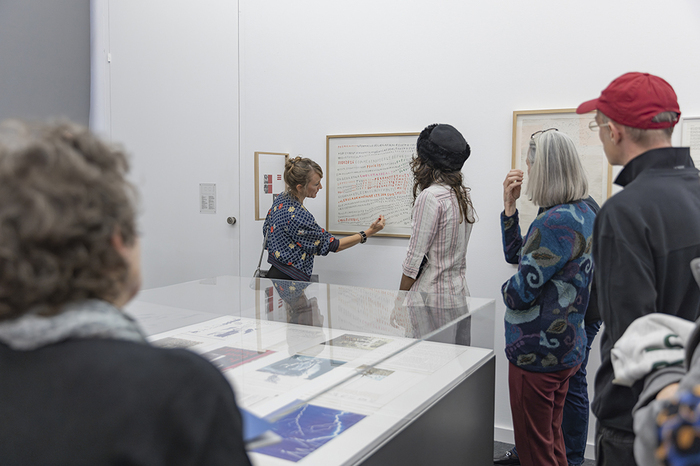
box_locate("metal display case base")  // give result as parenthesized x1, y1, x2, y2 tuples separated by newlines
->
(360, 356, 495, 466)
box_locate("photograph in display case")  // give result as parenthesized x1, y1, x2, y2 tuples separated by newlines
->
(322, 334, 392, 351)
(201, 346, 273, 372)
(258, 354, 346, 381)
(357, 365, 394, 381)
(152, 336, 203, 349)
(253, 403, 366, 462)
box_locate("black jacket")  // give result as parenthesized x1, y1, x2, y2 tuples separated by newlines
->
(592, 146, 700, 432)
(0, 338, 252, 466)
(581, 196, 602, 325)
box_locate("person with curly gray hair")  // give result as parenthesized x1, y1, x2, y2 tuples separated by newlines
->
(0, 120, 251, 465)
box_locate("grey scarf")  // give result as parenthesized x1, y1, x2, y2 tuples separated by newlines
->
(0, 299, 147, 351)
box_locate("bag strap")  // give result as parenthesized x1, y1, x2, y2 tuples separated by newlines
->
(256, 229, 270, 274)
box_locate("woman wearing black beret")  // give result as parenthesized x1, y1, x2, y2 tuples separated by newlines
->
(398, 123, 475, 311)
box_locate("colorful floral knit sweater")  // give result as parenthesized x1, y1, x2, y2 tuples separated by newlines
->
(501, 201, 595, 373)
(263, 192, 339, 281)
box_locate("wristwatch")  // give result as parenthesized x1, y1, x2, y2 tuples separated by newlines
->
(359, 231, 367, 244)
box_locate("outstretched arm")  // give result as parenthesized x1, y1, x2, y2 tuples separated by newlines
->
(336, 215, 385, 251)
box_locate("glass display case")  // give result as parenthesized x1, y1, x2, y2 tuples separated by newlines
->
(125, 276, 495, 465)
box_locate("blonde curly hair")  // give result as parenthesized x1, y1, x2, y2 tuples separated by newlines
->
(0, 120, 137, 320)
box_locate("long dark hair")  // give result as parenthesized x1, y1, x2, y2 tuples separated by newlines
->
(411, 156, 475, 224)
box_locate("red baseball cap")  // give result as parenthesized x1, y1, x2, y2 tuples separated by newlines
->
(576, 72, 680, 129)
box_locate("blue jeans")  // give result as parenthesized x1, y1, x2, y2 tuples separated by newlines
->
(513, 320, 601, 466)
(562, 320, 601, 465)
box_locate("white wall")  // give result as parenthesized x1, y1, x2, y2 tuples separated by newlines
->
(237, 0, 700, 456)
(96, 0, 700, 458)
(93, 0, 241, 289)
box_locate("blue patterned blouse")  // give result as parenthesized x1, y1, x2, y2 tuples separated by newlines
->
(262, 192, 339, 281)
(500, 201, 595, 372)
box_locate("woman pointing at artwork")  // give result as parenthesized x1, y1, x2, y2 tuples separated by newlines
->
(262, 156, 385, 282)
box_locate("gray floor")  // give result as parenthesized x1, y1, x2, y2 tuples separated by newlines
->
(494, 441, 595, 466)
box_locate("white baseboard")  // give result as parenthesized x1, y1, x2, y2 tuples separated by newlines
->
(494, 426, 595, 460)
(494, 425, 514, 444)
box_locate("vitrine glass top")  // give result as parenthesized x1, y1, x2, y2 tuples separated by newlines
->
(125, 275, 495, 465)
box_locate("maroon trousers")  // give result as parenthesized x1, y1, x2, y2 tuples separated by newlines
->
(508, 362, 580, 466)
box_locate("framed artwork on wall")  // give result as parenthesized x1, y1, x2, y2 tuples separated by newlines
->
(255, 151, 289, 220)
(680, 116, 700, 167)
(512, 109, 613, 232)
(326, 133, 419, 237)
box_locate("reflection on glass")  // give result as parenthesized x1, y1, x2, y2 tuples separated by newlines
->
(256, 277, 472, 345)
(128, 275, 494, 464)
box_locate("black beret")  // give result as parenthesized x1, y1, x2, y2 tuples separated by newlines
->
(416, 124, 470, 172)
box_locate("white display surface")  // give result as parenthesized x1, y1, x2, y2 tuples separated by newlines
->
(145, 316, 491, 465)
(127, 275, 495, 465)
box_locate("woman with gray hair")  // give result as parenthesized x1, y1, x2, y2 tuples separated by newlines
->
(498, 129, 597, 466)
(0, 120, 251, 465)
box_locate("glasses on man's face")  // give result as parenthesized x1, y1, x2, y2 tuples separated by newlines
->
(588, 120, 610, 132)
(530, 128, 558, 139)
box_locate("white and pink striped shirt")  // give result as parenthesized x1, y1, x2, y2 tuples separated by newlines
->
(402, 184, 472, 305)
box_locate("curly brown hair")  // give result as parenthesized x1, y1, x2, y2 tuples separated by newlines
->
(0, 120, 138, 321)
(411, 156, 476, 224)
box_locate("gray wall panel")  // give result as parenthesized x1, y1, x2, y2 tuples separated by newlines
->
(0, 0, 89, 124)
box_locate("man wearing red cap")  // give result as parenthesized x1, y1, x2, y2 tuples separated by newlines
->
(577, 72, 700, 465)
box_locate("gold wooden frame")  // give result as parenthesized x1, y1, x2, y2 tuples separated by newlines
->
(326, 132, 419, 238)
(254, 151, 289, 221)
